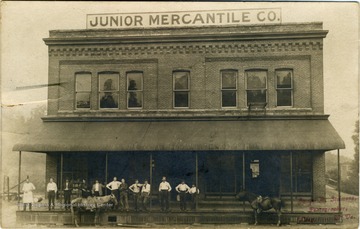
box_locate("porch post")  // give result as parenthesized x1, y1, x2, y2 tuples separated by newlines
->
(18, 151, 22, 210)
(195, 152, 199, 210)
(337, 149, 341, 214)
(60, 153, 63, 209)
(290, 152, 293, 213)
(242, 152, 245, 212)
(150, 152, 153, 210)
(105, 152, 108, 195)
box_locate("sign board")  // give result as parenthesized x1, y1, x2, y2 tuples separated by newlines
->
(87, 8, 282, 29)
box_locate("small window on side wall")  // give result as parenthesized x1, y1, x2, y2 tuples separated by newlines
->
(75, 72, 91, 109)
(221, 70, 237, 107)
(173, 71, 190, 108)
(127, 72, 143, 109)
(246, 70, 267, 106)
(276, 69, 293, 107)
(99, 72, 119, 109)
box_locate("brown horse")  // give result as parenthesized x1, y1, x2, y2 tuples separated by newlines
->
(70, 194, 117, 227)
(236, 191, 283, 226)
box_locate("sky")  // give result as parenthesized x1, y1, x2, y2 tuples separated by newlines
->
(1, 2, 359, 158)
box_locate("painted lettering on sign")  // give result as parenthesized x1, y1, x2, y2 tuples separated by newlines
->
(87, 9, 281, 29)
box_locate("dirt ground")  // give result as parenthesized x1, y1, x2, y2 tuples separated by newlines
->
(1, 186, 358, 229)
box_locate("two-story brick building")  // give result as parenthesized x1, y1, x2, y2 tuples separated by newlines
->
(14, 20, 344, 210)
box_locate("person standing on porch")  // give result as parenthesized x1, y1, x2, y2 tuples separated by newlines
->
(22, 177, 35, 211)
(159, 176, 172, 212)
(129, 179, 142, 212)
(188, 184, 200, 211)
(80, 179, 91, 198)
(141, 179, 151, 211)
(175, 180, 190, 211)
(92, 179, 103, 197)
(47, 178, 57, 211)
(63, 178, 73, 210)
(119, 178, 129, 211)
(106, 177, 121, 208)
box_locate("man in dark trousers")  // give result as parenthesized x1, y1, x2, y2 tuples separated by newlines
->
(129, 179, 142, 212)
(63, 178, 73, 210)
(175, 180, 190, 211)
(119, 178, 129, 211)
(158, 176, 171, 212)
(47, 178, 57, 211)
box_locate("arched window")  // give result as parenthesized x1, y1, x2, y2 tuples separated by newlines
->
(245, 69, 267, 106)
(75, 72, 91, 109)
(276, 69, 293, 107)
(98, 72, 119, 109)
(127, 71, 143, 109)
(173, 71, 190, 108)
(221, 70, 237, 108)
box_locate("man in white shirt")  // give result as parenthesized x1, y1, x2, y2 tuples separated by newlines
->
(106, 177, 121, 209)
(22, 177, 35, 211)
(175, 180, 190, 211)
(188, 184, 200, 211)
(92, 179, 103, 197)
(141, 180, 151, 211)
(47, 178, 57, 211)
(158, 176, 171, 212)
(129, 179, 142, 211)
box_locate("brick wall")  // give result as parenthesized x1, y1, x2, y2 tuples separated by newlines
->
(46, 31, 325, 117)
(312, 151, 326, 201)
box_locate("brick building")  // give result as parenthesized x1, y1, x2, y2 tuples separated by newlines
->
(14, 21, 344, 206)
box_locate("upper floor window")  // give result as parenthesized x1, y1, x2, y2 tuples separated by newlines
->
(127, 72, 143, 109)
(276, 69, 293, 107)
(221, 70, 237, 107)
(173, 71, 190, 108)
(99, 72, 119, 109)
(246, 70, 267, 106)
(75, 72, 91, 109)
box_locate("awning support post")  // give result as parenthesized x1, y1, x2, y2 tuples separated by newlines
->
(290, 151, 294, 213)
(337, 149, 342, 215)
(242, 152, 246, 213)
(60, 153, 63, 209)
(195, 152, 199, 210)
(18, 151, 22, 210)
(150, 152, 153, 210)
(105, 153, 108, 195)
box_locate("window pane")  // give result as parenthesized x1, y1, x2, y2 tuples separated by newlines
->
(222, 90, 236, 107)
(128, 91, 143, 108)
(99, 92, 118, 108)
(247, 90, 266, 104)
(174, 72, 189, 90)
(174, 91, 189, 107)
(76, 74, 91, 91)
(99, 73, 119, 91)
(128, 72, 143, 90)
(246, 71, 267, 89)
(276, 70, 292, 89)
(76, 93, 90, 109)
(277, 89, 292, 106)
(222, 71, 236, 89)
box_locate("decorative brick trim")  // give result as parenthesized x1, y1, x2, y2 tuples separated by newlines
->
(49, 41, 323, 57)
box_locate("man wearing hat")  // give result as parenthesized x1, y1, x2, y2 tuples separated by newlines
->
(158, 176, 171, 212)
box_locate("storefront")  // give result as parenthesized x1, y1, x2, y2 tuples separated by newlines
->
(14, 12, 344, 214)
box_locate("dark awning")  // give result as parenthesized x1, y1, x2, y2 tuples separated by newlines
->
(13, 119, 345, 152)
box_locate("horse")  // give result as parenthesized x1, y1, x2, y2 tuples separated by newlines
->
(70, 194, 118, 227)
(236, 190, 283, 226)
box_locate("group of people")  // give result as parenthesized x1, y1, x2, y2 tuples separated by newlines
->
(22, 176, 200, 212)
